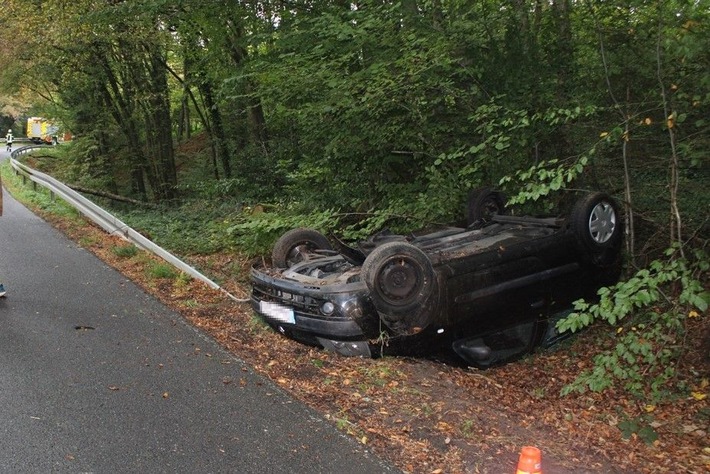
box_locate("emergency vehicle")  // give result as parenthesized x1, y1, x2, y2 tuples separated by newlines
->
(26, 117, 59, 144)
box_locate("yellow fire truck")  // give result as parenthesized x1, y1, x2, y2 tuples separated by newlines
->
(26, 117, 59, 144)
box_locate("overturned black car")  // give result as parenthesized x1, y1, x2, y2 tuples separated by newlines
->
(250, 190, 623, 368)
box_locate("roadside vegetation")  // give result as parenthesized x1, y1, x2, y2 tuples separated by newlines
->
(1, 1, 708, 472)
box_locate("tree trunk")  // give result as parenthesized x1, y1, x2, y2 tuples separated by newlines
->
(225, 17, 269, 151)
(146, 48, 177, 201)
(200, 81, 231, 179)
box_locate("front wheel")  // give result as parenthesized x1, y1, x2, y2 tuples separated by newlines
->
(361, 241, 438, 336)
(271, 228, 333, 268)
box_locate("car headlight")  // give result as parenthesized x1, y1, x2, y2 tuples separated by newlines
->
(321, 301, 335, 315)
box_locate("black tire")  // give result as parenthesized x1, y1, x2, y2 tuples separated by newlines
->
(271, 228, 333, 268)
(571, 193, 623, 267)
(466, 188, 507, 226)
(361, 241, 437, 335)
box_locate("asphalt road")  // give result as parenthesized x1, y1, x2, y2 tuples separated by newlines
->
(0, 148, 395, 473)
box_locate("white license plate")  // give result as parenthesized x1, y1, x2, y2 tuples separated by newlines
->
(259, 301, 295, 324)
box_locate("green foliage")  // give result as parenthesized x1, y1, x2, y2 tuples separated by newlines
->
(116, 201, 239, 255)
(558, 248, 709, 402)
(246, 313, 271, 335)
(0, 162, 81, 220)
(4, 0, 707, 248)
(174, 271, 193, 287)
(225, 194, 466, 258)
(111, 244, 138, 259)
(146, 262, 178, 280)
(501, 156, 588, 209)
(495, 105, 607, 206)
(226, 207, 340, 256)
(617, 413, 659, 445)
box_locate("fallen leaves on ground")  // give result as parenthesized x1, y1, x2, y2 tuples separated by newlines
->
(42, 215, 710, 474)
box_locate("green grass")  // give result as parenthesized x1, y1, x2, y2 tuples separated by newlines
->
(460, 419, 476, 439)
(1, 161, 82, 220)
(174, 271, 193, 286)
(146, 262, 178, 279)
(114, 202, 241, 256)
(77, 234, 101, 247)
(246, 313, 271, 334)
(111, 244, 139, 258)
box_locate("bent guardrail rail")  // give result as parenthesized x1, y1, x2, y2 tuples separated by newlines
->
(8, 146, 246, 301)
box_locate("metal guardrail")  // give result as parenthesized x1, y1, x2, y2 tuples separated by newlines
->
(9, 145, 248, 302)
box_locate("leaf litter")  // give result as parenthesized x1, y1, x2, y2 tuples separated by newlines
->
(41, 214, 710, 474)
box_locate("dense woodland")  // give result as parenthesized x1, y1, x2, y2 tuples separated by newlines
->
(0, 1, 708, 402)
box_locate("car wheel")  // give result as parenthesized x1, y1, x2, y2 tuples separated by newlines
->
(361, 241, 437, 335)
(571, 193, 623, 267)
(466, 188, 507, 226)
(271, 228, 333, 268)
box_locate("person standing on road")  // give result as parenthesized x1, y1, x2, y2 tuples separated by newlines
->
(5, 129, 13, 152)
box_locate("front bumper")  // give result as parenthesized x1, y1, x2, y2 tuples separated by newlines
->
(250, 265, 374, 342)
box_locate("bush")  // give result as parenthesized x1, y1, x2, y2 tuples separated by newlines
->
(557, 247, 709, 402)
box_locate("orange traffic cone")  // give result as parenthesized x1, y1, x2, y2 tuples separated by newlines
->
(516, 446, 542, 474)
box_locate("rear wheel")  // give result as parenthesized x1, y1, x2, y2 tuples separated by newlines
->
(466, 188, 507, 226)
(271, 228, 333, 268)
(362, 241, 437, 335)
(571, 193, 623, 267)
